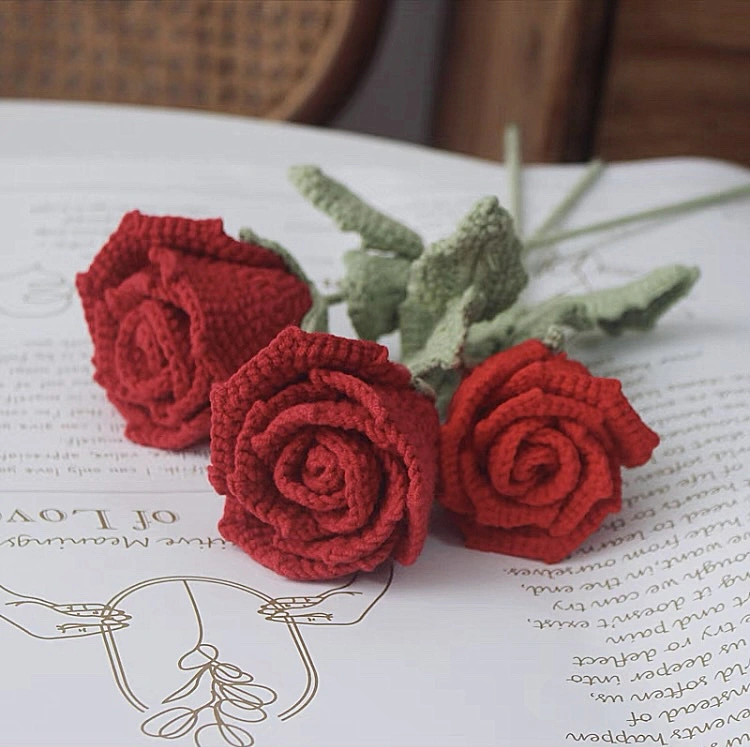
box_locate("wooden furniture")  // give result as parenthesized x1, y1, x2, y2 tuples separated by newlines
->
(0, 0, 386, 123)
(434, 0, 750, 166)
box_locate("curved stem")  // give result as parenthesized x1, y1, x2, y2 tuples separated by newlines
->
(504, 123, 523, 238)
(181, 582, 203, 642)
(527, 159, 604, 244)
(524, 183, 750, 250)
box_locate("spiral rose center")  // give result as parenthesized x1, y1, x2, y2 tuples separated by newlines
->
(512, 442, 559, 482)
(302, 442, 345, 494)
(487, 422, 581, 506)
(273, 428, 359, 511)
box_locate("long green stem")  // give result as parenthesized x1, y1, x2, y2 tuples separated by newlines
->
(504, 124, 523, 238)
(527, 159, 605, 245)
(524, 183, 750, 250)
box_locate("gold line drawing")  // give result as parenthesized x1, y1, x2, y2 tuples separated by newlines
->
(0, 264, 74, 318)
(139, 581, 278, 747)
(0, 584, 130, 639)
(103, 575, 319, 726)
(0, 564, 393, 746)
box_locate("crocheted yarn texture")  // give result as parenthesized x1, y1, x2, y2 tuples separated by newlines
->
(439, 339, 659, 563)
(209, 326, 440, 581)
(76, 211, 312, 449)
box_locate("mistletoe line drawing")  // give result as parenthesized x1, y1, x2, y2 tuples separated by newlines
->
(0, 564, 393, 746)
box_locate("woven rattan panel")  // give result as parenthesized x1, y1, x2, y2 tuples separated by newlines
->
(0, 0, 362, 120)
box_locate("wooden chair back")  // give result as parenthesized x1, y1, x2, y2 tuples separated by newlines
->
(0, 0, 386, 123)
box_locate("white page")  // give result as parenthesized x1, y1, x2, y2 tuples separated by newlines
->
(1, 110, 749, 746)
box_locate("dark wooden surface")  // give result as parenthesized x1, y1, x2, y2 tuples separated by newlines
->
(433, 0, 750, 166)
(433, 0, 611, 162)
(595, 0, 750, 166)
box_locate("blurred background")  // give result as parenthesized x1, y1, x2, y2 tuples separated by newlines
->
(1, 0, 748, 165)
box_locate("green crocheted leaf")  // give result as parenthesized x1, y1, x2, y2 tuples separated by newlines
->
(588, 264, 700, 334)
(399, 196, 527, 367)
(288, 165, 423, 259)
(465, 264, 700, 363)
(239, 228, 328, 333)
(340, 250, 411, 340)
(404, 288, 479, 378)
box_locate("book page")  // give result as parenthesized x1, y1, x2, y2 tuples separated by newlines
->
(1, 151, 749, 747)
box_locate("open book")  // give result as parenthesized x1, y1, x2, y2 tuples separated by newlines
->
(1, 103, 749, 747)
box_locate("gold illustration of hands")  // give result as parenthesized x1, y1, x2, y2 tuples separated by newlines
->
(258, 563, 393, 626)
(1, 596, 130, 640)
(258, 589, 366, 626)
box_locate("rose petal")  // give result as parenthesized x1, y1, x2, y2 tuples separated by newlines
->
(273, 429, 382, 534)
(215, 327, 412, 416)
(547, 420, 617, 537)
(114, 305, 172, 401)
(506, 359, 659, 467)
(483, 418, 558, 497)
(219, 496, 401, 580)
(488, 425, 580, 506)
(274, 430, 345, 508)
(449, 490, 620, 563)
(445, 339, 550, 425)
(474, 389, 609, 453)
(500, 357, 592, 400)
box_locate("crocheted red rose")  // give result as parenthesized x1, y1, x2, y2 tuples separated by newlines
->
(439, 339, 659, 563)
(208, 326, 440, 580)
(76, 211, 311, 449)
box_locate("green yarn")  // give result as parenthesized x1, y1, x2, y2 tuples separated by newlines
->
(290, 168, 526, 381)
(399, 196, 527, 377)
(524, 185, 750, 251)
(288, 165, 425, 342)
(403, 289, 477, 378)
(464, 264, 700, 364)
(340, 250, 411, 340)
(239, 228, 328, 333)
(288, 165, 423, 259)
(286, 159, 724, 410)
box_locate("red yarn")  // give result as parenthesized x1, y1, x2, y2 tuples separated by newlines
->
(208, 326, 440, 580)
(439, 339, 659, 563)
(76, 211, 311, 449)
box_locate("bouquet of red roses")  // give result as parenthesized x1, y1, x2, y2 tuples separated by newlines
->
(77, 165, 702, 581)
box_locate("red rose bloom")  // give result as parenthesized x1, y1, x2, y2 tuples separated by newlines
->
(76, 211, 311, 449)
(439, 339, 659, 563)
(208, 326, 440, 580)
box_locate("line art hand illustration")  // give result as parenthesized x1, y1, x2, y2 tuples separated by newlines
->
(1, 566, 393, 745)
(0, 585, 130, 639)
(258, 589, 365, 625)
(258, 563, 394, 626)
